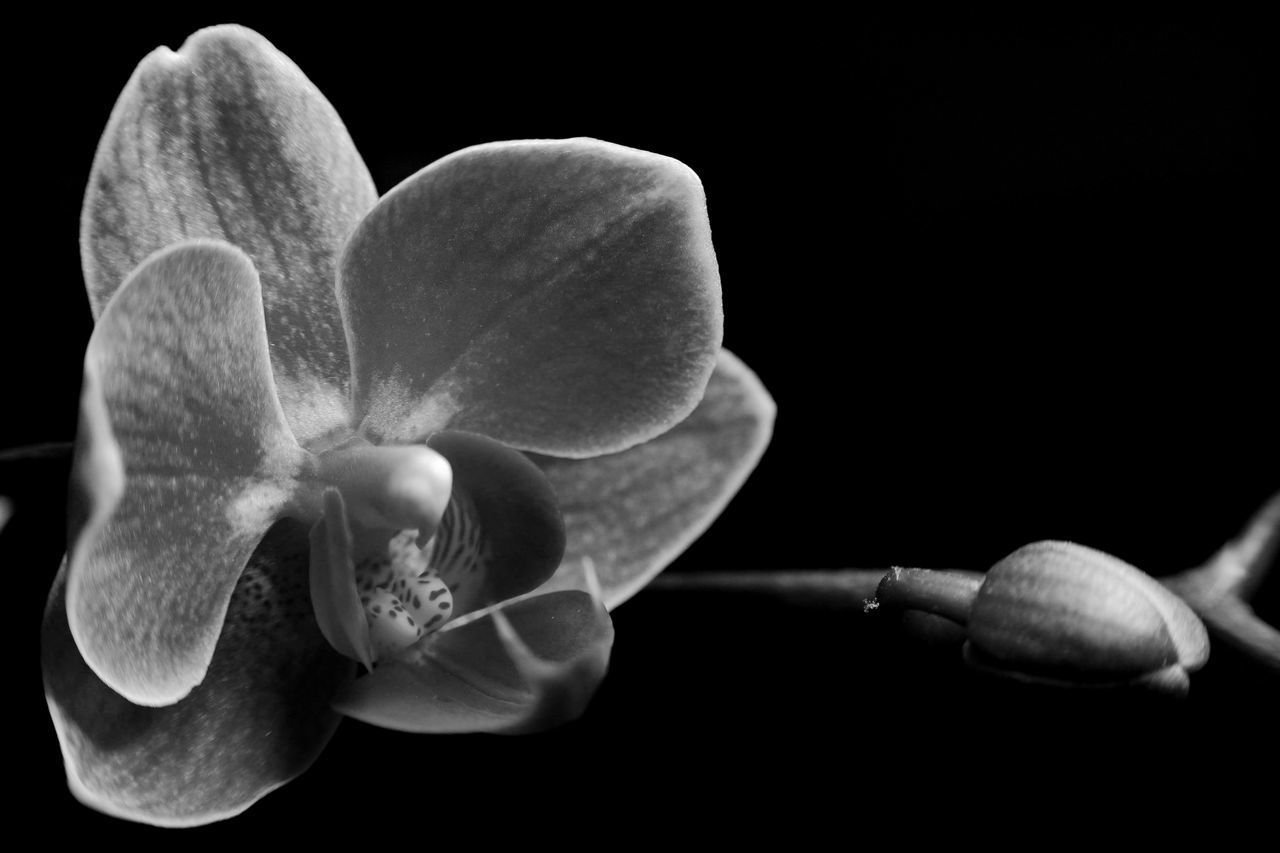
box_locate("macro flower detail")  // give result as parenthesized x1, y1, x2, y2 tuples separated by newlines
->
(41, 25, 774, 826)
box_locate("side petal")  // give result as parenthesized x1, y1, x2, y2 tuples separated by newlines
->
(44, 521, 354, 827)
(69, 241, 308, 706)
(532, 350, 775, 609)
(340, 138, 723, 457)
(81, 24, 377, 445)
(333, 590, 612, 734)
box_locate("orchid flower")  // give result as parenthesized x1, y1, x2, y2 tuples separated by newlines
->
(40, 24, 774, 827)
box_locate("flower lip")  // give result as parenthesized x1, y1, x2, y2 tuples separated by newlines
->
(305, 430, 568, 671)
(308, 485, 462, 668)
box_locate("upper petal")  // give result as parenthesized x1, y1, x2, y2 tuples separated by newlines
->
(45, 521, 354, 827)
(81, 24, 377, 446)
(69, 241, 307, 706)
(533, 349, 775, 608)
(339, 138, 723, 457)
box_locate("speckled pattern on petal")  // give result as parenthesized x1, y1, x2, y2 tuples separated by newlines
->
(44, 520, 353, 827)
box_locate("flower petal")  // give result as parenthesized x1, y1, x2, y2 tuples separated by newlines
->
(309, 488, 374, 669)
(332, 590, 612, 733)
(44, 521, 354, 827)
(425, 431, 566, 617)
(81, 24, 377, 445)
(69, 241, 307, 706)
(532, 349, 775, 609)
(339, 138, 723, 457)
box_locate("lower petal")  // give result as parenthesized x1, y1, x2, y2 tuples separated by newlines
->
(532, 349, 775, 608)
(43, 520, 354, 827)
(332, 590, 612, 733)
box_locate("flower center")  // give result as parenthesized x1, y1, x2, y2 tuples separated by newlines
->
(354, 529, 455, 658)
(350, 490, 491, 660)
(301, 439, 477, 663)
(312, 441, 453, 547)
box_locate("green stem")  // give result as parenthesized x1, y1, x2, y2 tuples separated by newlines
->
(651, 568, 986, 621)
(651, 569, 888, 610)
(874, 568, 985, 625)
(1163, 574, 1280, 673)
(0, 441, 73, 463)
(1160, 491, 1280, 673)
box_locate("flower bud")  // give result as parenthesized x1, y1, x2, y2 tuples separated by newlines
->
(964, 541, 1209, 694)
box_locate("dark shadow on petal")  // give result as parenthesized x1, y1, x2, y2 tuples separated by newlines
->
(43, 519, 355, 827)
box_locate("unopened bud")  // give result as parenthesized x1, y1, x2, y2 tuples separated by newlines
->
(875, 541, 1210, 694)
(964, 541, 1209, 693)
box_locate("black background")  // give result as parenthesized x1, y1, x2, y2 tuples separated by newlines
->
(3, 11, 1275, 842)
